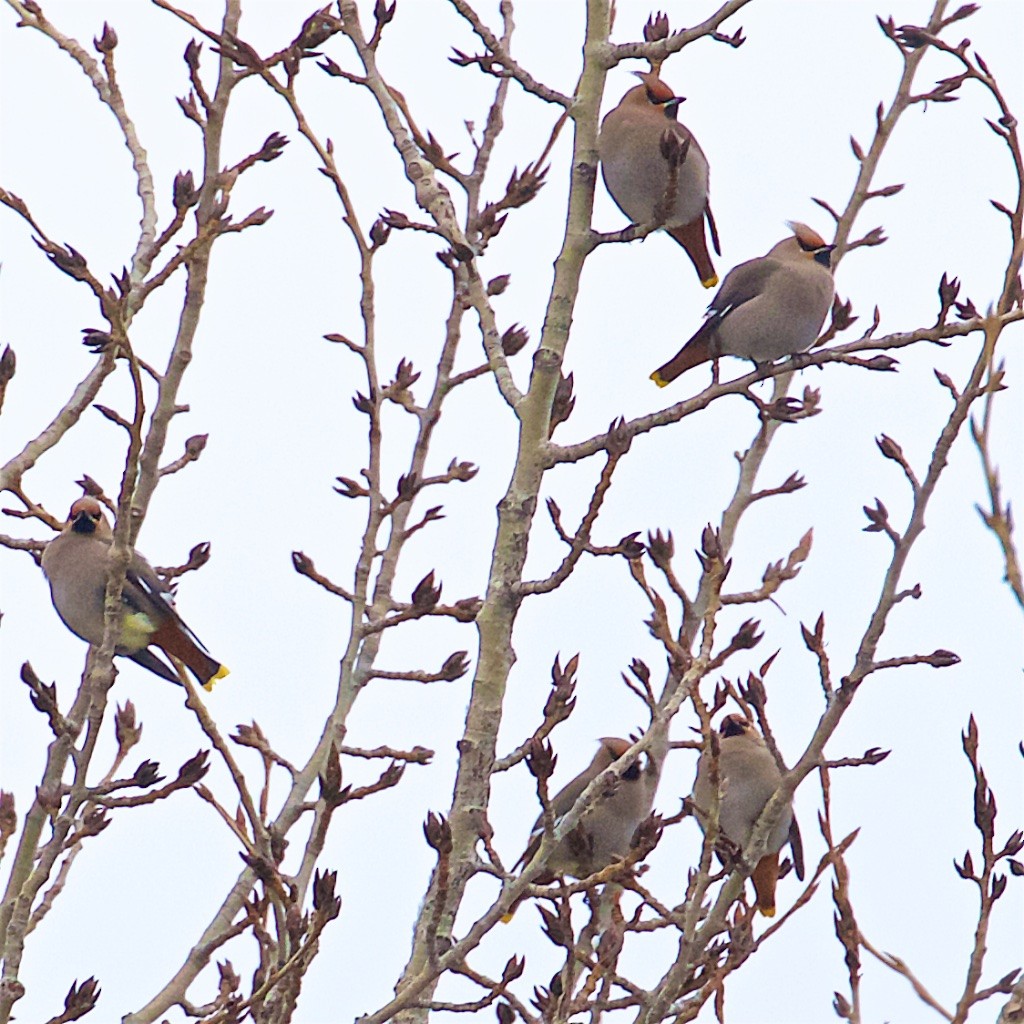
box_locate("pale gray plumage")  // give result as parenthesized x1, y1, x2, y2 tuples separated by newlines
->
(691, 714, 804, 916)
(652, 221, 835, 386)
(542, 737, 659, 878)
(599, 71, 720, 288)
(42, 496, 228, 689)
(504, 738, 659, 920)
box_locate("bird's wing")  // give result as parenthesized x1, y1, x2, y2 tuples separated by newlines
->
(122, 552, 214, 653)
(672, 258, 779, 359)
(516, 762, 601, 870)
(127, 550, 173, 598)
(129, 647, 182, 683)
(788, 815, 806, 880)
(707, 257, 780, 321)
(705, 203, 722, 257)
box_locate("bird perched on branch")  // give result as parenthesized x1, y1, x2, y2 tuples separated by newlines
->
(504, 737, 660, 920)
(691, 714, 804, 917)
(599, 70, 720, 288)
(41, 496, 229, 690)
(651, 221, 835, 386)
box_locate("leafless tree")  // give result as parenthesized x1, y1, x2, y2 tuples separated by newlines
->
(1, 1, 1021, 1023)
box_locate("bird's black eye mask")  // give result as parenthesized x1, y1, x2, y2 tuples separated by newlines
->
(662, 96, 685, 120)
(720, 717, 748, 739)
(795, 235, 835, 268)
(72, 514, 98, 534)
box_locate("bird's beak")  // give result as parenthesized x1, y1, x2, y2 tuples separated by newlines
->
(664, 96, 686, 119)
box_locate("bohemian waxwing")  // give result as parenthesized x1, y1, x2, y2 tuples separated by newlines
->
(505, 737, 659, 919)
(651, 221, 835, 386)
(599, 71, 720, 288)
(41, 497, 229, 690)
(691, 714, 804, 917)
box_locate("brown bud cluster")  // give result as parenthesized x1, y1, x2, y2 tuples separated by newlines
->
(423, 811, 453, 854)
(644, 12, 670, 41)
(173, 170, 199, 210)
(548, 372, 575, 438)
(0, 791, 17, 846)
(439, 651, 470, 682)
(501, 323, 529, 356)
(0, 346, 15, 391)
(296, 8, 339, 51)
(131, 761, 163, 788)
(175, 750, 211, 787)
(94, 22, 118, 53)
(318, 744, 345, 805)
(526, 738, 556, 781)
(487, 274, 511, 296)
(537, 905, 573, 949)
(546, 654, 578, 721)
(312, 867, 342, 920)
(61, 978, 101, 1020)
(412, 571, 442, 609)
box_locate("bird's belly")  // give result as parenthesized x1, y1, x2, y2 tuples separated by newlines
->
(721, 803, 792, 853)
(602, 158, 708, 228)
(50, 582, 154, 654)
(51, 600, 102, 647)
(720, 307, 821, 362)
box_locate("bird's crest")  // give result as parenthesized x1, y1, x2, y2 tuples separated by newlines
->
(600, 736, 632, 759)
(632, 70, 676, 105)
(786, 221, 829, 251)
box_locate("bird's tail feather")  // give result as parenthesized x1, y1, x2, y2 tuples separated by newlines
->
(752, 850, 780, 917)
(650, 332, 715, 386)
(150, 619, 229, 690)
(667, 219, 718, 289)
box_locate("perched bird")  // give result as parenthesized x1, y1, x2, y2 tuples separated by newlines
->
(505, 737, 659, 920)
(599, 70, 720, 288)
(691, 714, 804, 917)
(41, 496, 229, 690)
(651, 221, 836, 386)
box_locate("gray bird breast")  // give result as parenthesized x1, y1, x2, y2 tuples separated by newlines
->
(717, 775, 792, 854)
(589, 807, 641, 868)
(693, 749, 792, 854)
(42, 540, 110, 648)
(599, 130, 709, 229)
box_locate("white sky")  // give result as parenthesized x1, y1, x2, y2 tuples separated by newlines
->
(1, 1, 1022, 1022)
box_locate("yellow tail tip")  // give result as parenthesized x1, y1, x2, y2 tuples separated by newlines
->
(701, 274, 719, 289)
(650, 371, 669, 388)
(204, 664, 230, 692)
(501, 911, 514, 924)
(758, 905, 777, 918)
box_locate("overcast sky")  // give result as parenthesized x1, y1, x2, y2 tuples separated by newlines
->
(1, 1, 1022, 1022)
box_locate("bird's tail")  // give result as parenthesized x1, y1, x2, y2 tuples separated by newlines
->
(751, 850, 780, 917)
(150, 619, 229, 691)
(667, 218, 718, 289)
(650, 332, 714, 387)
